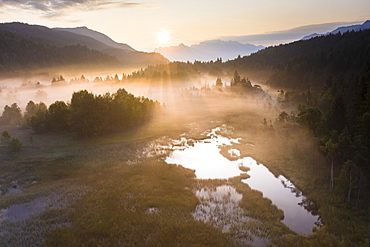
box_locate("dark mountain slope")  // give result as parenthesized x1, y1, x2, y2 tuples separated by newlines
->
(53, 26, 135, 51)
(0, 30, 118, 73)
(0, 22, 168, 66)
(102, 48, 167, 66)
(0, 22, 113, 51)
(225, 29, 370, 89)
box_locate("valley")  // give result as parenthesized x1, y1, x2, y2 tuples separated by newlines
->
(0, 17, 369, 247)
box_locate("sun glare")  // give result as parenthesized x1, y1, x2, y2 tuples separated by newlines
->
(157, 30, 170, 44)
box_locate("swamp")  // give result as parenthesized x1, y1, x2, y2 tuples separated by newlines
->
(0, 75, 368, 246)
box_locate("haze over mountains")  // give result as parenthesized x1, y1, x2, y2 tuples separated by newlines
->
(1, 20, 370, 75)
(155, 20, 370, 62)
(155, 40, 264, 62)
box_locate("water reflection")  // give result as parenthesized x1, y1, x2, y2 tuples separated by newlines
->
(165, 127, 242, 179)
(193, 185, 247, 232)
(164, 126, 320, 235)
(240, 159, 320, 234)
(193, 185, 267, 245)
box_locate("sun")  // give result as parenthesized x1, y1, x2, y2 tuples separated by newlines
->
(157, 30, 170, 44)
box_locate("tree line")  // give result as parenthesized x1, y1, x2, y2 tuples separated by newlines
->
(0, 88, 161, 137)
(103, 29, 370, 89)
(276, 63, 370, 208)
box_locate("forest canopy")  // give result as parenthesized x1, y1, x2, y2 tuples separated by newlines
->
(224, 29, 370, 90)
(0, 88, 161, 137)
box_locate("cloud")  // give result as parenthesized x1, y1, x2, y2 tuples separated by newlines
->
(220, 21, 364, 46)
(0, 0, 143, 16)
(118, 2, 141, 7)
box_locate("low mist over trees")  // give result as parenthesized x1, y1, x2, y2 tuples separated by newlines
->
(1, 88, 160, 137)
(0, 103, 22, 126)
(117, 29, 370, 90)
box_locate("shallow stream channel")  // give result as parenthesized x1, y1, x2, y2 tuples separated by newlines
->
(148, 124, 321, 242)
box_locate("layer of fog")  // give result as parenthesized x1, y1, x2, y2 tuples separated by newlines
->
(0, 74, 196, 112)
(0, 73, 279, 118)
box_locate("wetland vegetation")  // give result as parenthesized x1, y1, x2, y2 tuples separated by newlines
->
(0, 76, 368, 246)
(0, 27, 369, 247)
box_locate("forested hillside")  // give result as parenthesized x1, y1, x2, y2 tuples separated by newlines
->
(225, 29, 370, 90)
(0, 22, 168, 68)
(0, 30, 119, 73)
(0, 22, 113, 50)
(275, 63, 370, 209)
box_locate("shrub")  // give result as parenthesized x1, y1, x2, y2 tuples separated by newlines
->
(1, 130, 11, 143)
(8, 138, 23, 152)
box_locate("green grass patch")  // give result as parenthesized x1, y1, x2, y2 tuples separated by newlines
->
(44, 160, 233, 246)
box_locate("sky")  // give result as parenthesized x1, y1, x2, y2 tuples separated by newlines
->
(0, 0, 369, 51)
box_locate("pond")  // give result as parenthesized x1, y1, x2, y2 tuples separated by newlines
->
(164, 126, 320, 235)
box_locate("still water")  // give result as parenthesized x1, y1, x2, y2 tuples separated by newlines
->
(165, 126, 320, 235)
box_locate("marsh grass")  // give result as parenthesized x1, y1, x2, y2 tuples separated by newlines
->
(44, 161, 233, 246)
(0, 94, 368, 246)
(0, 184, 90, 247)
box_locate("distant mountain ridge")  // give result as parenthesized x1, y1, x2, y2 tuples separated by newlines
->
(0, 22, 111, 50)
(0, 22, 168, 66)
(302, 20, 370, 40)
(155, 40, 264, 62)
